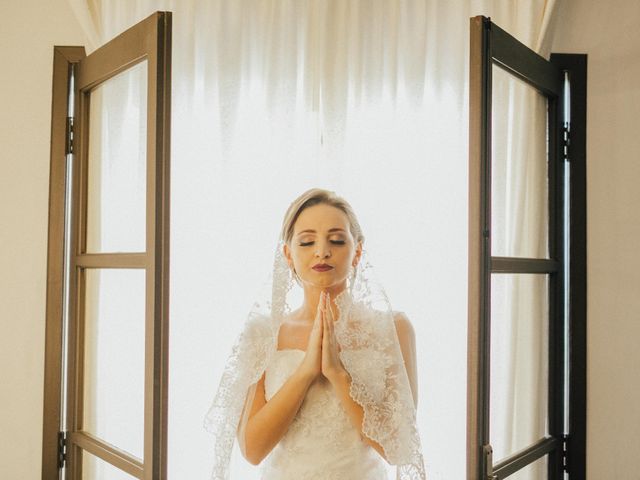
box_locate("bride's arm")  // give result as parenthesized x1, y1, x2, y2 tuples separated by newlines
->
(238, 367, 315, 465)
(394, 311, 418, 408)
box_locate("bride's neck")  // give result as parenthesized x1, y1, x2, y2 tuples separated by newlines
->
(295, 284, 345, 323)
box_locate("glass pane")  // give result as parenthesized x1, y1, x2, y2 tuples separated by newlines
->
(82, 450, 137, 479)
(508, 453, 548, 480)
(490, 274, 549, 461)
(86, 60, 147, 253)
(491, 65, 549, 258)
(83, 269, 145, 459)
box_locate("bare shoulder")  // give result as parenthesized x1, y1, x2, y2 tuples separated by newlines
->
(392, 311, 416, 340)
(244, 313, 272, 336)
(392, 311, 419, 407)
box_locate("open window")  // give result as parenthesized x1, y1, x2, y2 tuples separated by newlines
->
(467, 16, 587, 480)
(42, 11, 171, 479)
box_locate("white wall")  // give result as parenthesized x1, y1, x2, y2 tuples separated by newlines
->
(551, 1, 640, 478)
(0, 1, 87, 478)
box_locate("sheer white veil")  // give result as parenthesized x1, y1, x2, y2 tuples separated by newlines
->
(204, 234, 426, 479)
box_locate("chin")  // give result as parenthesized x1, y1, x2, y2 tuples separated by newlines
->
(303, 277, 341, 288)
(316, 278, 349, 290)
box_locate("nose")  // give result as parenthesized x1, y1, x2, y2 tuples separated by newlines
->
(315, 241, 331, 258)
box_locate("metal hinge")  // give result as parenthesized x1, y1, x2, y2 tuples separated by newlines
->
(562, 122, 571, 161)
(58, 431, 67, 468)
(484, 444, 497, 480)
(65, 117, 74, 155)
(562, 434, 570, 473)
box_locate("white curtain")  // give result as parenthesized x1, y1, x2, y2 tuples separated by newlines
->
(69, 1, 557, 478)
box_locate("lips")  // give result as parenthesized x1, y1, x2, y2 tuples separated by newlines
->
(312, 264, 334, 272)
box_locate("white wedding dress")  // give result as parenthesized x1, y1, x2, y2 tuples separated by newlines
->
(258, 348, 390, 480)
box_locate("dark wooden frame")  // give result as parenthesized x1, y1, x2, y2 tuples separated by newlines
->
(467, 15, 587, 480)
(43, 11, 171, 480)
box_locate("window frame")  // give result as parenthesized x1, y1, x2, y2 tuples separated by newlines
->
(42, 11, 172, 480)
(467, 15, 587, 480)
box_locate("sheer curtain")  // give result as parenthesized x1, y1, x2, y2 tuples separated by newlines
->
(69, 1, 557, 478)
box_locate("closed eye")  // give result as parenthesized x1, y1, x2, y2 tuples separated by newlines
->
(299, 240, 345, 247)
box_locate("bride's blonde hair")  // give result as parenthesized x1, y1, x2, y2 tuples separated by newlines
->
(280, 188, 365, 247)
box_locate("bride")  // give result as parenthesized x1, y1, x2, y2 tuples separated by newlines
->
(205, 188, 426, 479)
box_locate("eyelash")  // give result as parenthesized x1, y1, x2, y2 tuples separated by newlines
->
(299, 240, 345, 247)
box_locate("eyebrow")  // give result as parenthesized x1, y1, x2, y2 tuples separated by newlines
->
(296, 228, 346, 236)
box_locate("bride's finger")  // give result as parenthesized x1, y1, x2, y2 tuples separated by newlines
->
(325, 294, 334, 325)
(322, 298, 328, 331)
(322, 308, 329, 353)
(328, 298, 339, 351)
(329, 314, 335, 347)
(314, 292, 322, 319)
(324, 295, 331, 339)
(324, 295, 335, 345)
(312, 305, 322, 336)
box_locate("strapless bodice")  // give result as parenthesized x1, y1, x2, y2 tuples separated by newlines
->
(259, 349, 388, 479)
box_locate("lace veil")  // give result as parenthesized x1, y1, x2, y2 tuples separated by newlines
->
(203, 237, 426, 479)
